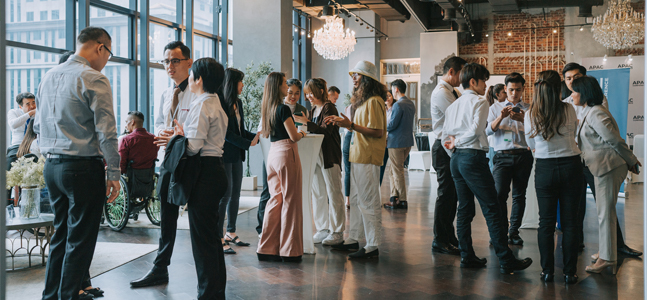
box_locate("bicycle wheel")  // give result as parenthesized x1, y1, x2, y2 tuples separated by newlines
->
(103, 176, 130, 231)
(145, 173, 162, 226)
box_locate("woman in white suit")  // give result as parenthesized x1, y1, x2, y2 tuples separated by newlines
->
(572, 76, 641, 274)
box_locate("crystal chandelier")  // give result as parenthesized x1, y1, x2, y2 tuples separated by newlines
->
(313, 16, 356, 60)
(591, 0, 645, 50)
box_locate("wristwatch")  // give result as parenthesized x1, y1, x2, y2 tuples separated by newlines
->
(350, 122, 355, 130)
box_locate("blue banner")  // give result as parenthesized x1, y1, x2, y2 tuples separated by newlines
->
(588, 68, 631, 193)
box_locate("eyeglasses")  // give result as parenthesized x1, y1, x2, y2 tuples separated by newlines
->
(158, 58, 190, 66)
(100, 44, 113, 59)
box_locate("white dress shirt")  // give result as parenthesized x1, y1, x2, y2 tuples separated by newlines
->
(154, 81, 197, 136)
(7, 108, 30, 146)
(442, 90, 489, 151)
(486, 100, 530, 151)
(524, 104, 581, 159)
(184, 93, 228, 157)
(430, 79, 461, 139)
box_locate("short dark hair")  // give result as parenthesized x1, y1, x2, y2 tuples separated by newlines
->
(127, 111, 145, 123)
(571, 76, 604, 106)
(328, 86, 341, 94)
(562, 62, 587, 76)
(77, 26, 111, 45)
(287, 78, 302, 91)
(59, 51, 75, 64)
(443, 56, 467, 75)
(460, 63, 490, 89)
(16, 92, 35, 106)
(560, 81, 572, 100)
(191, 58, 225, 94)
(390, 79, 407, 94)
(163, 41, 191, 59)
(505, 72, 526, 86)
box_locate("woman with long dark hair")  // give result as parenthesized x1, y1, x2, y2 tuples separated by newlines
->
(486, 83, 506, 106)
(257, 72, 307, 262)
(325, 61, 387, 259)
(293, 78, 345, 246)
(218, 68, 259, 254)
(572, 76, 640, 275)
(524, 70, 583, 284)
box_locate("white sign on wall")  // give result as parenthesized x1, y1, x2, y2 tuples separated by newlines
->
(581, 56, 644, 145)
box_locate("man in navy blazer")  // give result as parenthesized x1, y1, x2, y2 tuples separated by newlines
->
(384, 79, 416, 209)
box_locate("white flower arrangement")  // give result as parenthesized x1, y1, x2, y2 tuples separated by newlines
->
(6, 156, 45, 189)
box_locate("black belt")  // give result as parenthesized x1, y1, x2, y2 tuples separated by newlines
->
(46, 154, 103, 161)
(497, 149, 530, 155)
(454, 148, 486, 155)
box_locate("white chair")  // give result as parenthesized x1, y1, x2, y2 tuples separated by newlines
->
(408, 132, 432, 171)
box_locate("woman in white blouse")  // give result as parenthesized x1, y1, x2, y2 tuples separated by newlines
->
(524, 70, 584, 284)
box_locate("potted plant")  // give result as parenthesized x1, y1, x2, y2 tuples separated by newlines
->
(239, 61, 273, 190)
(6, 156, 46, 219)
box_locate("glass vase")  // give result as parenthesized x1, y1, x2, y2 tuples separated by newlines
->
(19, 186, 41, 220)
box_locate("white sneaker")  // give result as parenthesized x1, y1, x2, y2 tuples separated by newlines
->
(313, 230, 330, 244)
(322, 232, 344, 246)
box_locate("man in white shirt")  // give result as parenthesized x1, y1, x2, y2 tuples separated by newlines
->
(429, 56, 466, 255)
(562, 62, 642, 258)
(486, 73, 533, 246)
(130, 41, 198, 288)
(443, 63, 532, 273)
(6, 92, 36, 199)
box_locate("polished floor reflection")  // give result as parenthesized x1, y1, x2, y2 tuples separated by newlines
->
(90, 171, 644, 299)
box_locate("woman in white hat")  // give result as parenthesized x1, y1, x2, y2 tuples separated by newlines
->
(324, 60, 387, 259)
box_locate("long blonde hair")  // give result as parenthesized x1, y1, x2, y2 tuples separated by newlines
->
(529, 70, 568, 141)
(17, 120, 37, 158)
(260, 72, 286, 138)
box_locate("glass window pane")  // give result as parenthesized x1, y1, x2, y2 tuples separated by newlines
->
(6, 0, 67, 46)
(195, 0, 214, 34)
(193, 35, 214, 60)
(101, 0, 130, 8)
(228, 44, 233, 67)
(150, 23, 176, 63)
(101, 63, 131, 135)
(150, 0, 177, 23)
(90, 7, 130, 58)
(149, 68, 173, 130)
(228, 0, 232, 40)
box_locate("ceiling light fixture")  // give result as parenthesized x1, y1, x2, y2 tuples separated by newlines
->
(592, 0, 645, 49)
(313, 12, 356, 60)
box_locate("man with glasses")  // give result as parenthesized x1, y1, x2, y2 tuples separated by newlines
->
(36, 26, 120, 300)
(130, 41, 197, 288)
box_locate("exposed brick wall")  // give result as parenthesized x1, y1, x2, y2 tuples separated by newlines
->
(459, 20, 489, 55)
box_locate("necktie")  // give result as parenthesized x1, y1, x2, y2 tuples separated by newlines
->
(452, 90, 459, 99)
(169, 87, 181, 126)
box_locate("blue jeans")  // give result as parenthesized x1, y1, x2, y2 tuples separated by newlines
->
(450, 149, 514, 263)
(342, 131, 352, 197)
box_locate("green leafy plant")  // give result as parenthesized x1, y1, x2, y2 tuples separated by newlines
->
(343, 93, 352, 107)
(239, 61, 273, 177)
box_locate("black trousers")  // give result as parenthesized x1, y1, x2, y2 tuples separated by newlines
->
(256, 161, 271, 234)
(578, 165, 627, 248)
(6, 145, 19, 202)
(535, 156, 583, 275)
(153, 166, 177, 270)
(431, 139, 459, 245)
(450, 149, 514, 263)
(219, 161, 243, 237)
(342, 131, 352, 197)
(189, 157, 228, 299)
(42, 158, 105, 300)
(492, 151, 533, 236)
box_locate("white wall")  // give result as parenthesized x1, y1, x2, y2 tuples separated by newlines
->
(380, 20, 423, 60)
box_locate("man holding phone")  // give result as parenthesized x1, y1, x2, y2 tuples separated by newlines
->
(485, 72, 533, 246)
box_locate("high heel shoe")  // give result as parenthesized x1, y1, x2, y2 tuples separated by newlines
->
(591, 252, 599, 263)
(585, 260, 618, 274)
(564, 274, 578, 284)
(540, 272, 554, 282)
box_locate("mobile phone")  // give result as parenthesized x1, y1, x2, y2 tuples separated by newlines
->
(294, 112, 303, 126)
(512, 107, 521, 113)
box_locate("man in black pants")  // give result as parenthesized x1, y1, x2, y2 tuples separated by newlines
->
(562, 62, 642, 257)
(130, 41, 197, 287)
(429, 57, 466, 255)
(36, 27, 121, 300)
(443, 63, 532, 273)
(256, 162, 271, 235)
(486, 73, 533, 246)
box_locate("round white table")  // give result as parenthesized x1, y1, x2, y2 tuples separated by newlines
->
(260, 134, 324, 254)
(520, 153, 539, 229)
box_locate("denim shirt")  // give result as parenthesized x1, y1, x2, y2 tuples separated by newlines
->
(33, 55, 120, 181)
(387, 96, 416, 148)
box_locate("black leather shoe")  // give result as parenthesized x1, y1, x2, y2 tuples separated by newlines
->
(78, 291, 94, 300)
(508, 234, 523, 246)
(331, 242, 360, 252)
(282, 256, 302, 262)
(460, 256, 487, 268)
(540, 272, 554, 282)
(432, 241, 460, 256)
(257, 253, 282, 262)
(564, 274, 578, 284)
(618, 245, 643, 257)
(500, 257, 533, 274)
(348, 248, 379, 259)
(130, 269, 169, 287)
